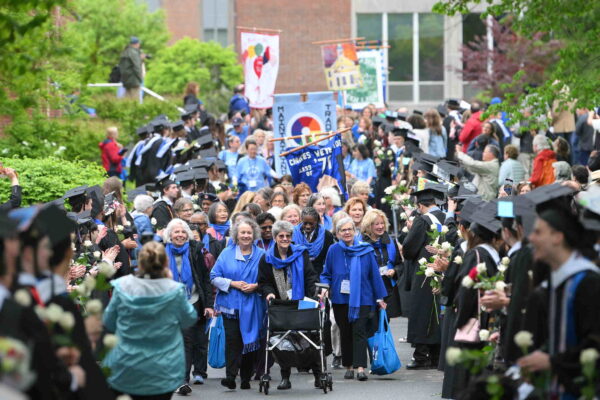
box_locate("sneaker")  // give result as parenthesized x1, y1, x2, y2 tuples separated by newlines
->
(175, 384, 192, 395)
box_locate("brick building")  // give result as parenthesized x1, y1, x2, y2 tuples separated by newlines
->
(144, 0, 488, 109)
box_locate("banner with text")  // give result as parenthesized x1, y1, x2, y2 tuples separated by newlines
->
(321, 43, 363, 91)
(241, 31, 279, 109)
(345, 49, 385, 109)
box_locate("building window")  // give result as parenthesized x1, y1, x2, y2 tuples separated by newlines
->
(203, 0, 229, 46)
(462, 13, 488, 99)
(387, 13, 413, 82)
(357, 14, 382, 41)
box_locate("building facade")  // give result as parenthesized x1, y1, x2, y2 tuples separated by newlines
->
(144, 0, 488, 109)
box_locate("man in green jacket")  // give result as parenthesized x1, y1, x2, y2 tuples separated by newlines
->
(119, 36, 143, 100)
(455, 143, 500, 200)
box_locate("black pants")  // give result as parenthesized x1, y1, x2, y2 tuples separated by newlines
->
(113, 389, 173, 400)
(413, 343, 440, 364)
(182, 317, 208, 382)
(223, 317, 257, 382)
(332, 304, 372, 368)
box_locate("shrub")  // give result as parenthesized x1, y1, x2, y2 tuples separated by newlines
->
(0, 157, 107, 206)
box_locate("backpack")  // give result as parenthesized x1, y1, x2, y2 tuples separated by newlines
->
(109, 65, 121, 83)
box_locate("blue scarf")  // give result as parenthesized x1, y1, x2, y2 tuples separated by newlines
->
(213, 244, 265, 353)
(166, 242, 194, 299)
(323, 214, 333, 231)
(156, 137, 176, 158)
(292, 223, 325, 260)
(202, 233, 211, 251)
(210, 221, 230, 240)
(338, 238, 374, 322)
(265, 244, 307, 300)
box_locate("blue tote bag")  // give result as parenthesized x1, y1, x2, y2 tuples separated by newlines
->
(208, 315, 226, 369)
(368, 309, 401, 375)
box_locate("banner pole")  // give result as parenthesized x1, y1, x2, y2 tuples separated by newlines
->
(280, 128, 349, 158)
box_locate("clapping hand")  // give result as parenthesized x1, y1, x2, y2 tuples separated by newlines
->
(102, 245, 120, 263)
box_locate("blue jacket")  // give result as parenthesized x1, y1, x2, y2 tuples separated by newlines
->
(103, 275, 197, 395)
(229, 94, 250, 114)
(320, 242, 387, 306)
(236, 155, 272, 191)
(428, 127, 447, 158)
(132, 212, 161, 243)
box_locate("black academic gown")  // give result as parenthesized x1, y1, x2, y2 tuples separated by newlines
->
(139, 137, 164, 184)
(0, 185, 22, 211)
(151, 199, 174, 231)
(402, 208, 446, 345)
(98, 229, 131, 278)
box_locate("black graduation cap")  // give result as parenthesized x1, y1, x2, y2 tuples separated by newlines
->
(523, 183, 574, 212)
(412, 110, 423, 116)
(457, 197, 484, 222)
(171, 120, 185, 132)
(35, 204, 76, 246)
(200, 193, 218, 202)
(156, 172, 176, 191)
(447, 184, 459, 198)
(74, 210, 93, 225)
(45, 198, 66, 211)
(215, 159, 227, 171)
(413, 153, 439, 173)
(437, 104, 447, 117)
(397, 112, 408, 121)
(173, 165, 191, 174)
(384, 111, 398, 121)
(447, 99, 460, 108)
(413, 183, 446, 203)
(391, 127, 408, 138)
(372, 116, 385, 126)
(176, 170, 196, 185)
(181, 105, 197, 119)
(404, 134, 422, 156)
(0, 211, 19, 238)
(577, 186, 600, 231)
(433, 160, 460, 182)
(192, 168, 209, 181)
(471, 201, 502, 233)
(151, 115, 170, 132)
(87, 185, 104, 218)
(197, 148, 218, 159)
(127, 186, 148, 202)
(188, 159, 212, 169)
(194, 133, 214, 148)
(136, 125, 151, 136)
(63, 185, 88, 200)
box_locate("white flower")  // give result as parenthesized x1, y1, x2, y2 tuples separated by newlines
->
(501, 257, 510, 266)
(14, 289, 31, 307)
(34, 305, 47, 320)
(384, 185, 396, 195)
(83, 275, 96, 291)
(580, 348, 599, 365)
(441, 241, 452, 251)
(103, 334, 119, 349)
(446, 347, 462, 366)
(476, 263, 487, 274)
(495, 281, 507, 291)
(402, 227, 408, 233)
(22, 140, 29, 146)
(514, 331, 533, 349)
(83, 240, 93, 248)
(86, 299, 103, 315)
(461, 276, 474, 288)
(479, 329, 490, 341)
(441, 225, 449, 234)
(76, 285, 88, 296)
(115, 225, 124, 233)
(151, 218, 157, 225)
(498, 264, 507, 273)
(58, 312, 75, 331)
(193, 204, 200, 210)
(381, 198, 387, 204)
(418, 257, 428, 265)
(93, 251, 101, 259)
(454, 256, 463, 264)
(528, 270, 533, 279)
(116, 395, 133, 400)
(99, 262, 116, 278)
(1, 148, 9, 154)
(430, 224, 437, 231)
(401, 213, 408, 220)
(409, 216, 415, 222)
(400, 180, 407, 186)
(374, 140, 382, 147)
(123, 221, 131, 227)
(376, 149, 384, 156)
(191, 195, 199, 202)
(425, 267, 435, 278)
(46, 303, 64, 323)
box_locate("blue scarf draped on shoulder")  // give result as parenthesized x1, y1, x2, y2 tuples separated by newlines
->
(323, 214, 333, 231)
(265, 244, 307, 300)
(338, 238, 375, 322)
(292, 223, 325, 260)
(166, 242, 194, 299)
(210, 221, 230, 239)
(213, 244, 265, 353)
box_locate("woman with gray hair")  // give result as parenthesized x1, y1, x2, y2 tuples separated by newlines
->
(173, 197, 195, 223)
(257, 220, 319, 390)
(163, 218, 214, 395)
(531, 134, 557, 187)
(320, 217, 387, 382)
(131, 194, 161, 242)
(210, 218, 266, 390)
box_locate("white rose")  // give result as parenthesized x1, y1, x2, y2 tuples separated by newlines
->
(401, 213, 408, 220)
(425, 267, 435, 278)
(400, 180, 407, 186)
(441, 225, 449, 234)
(441, 241, 452, 251)
(495, 281, 507, 291)
(115, 225, 124, 233)
(86, 299, 103, 315)
(418, 258, 428, 265)
(384, 185, 396, 195)
(580, 348, 599, 364)
(123, 221, 131, 227)
(93, 251, 101, 259)
(454, 256, 463, 264)
(430, 224, 437, 231)
(103, 334, 119, 349)
(381, 198, 387, 204)
(514, 331, 533, 349)
(409, 216, 415, 222)
(58, 312, 75, 331)
(501, 256, 510, 266)
(476, 263, 487, 274)
(84, 240, 93, 248)
(46, 303, 64, 323)
(14, 289, 31, 307)
(446, 347, 462, 366)
(83, 275, 96, 291)
(116, 395, 133, 400)
(374, 140, 382, 147)
(191, 195, 199, 202)
(461, 276, 474, 288)
(193, 204, 200, 210)
(151, 218, 157, 225)
(497, 264, 507, 273)
(479, 329, 490, 341)
(402, 227, 408, 233)
(34, 305, 47, 321)
(99, 262, 116, 278)
(75, 285, 87, 296)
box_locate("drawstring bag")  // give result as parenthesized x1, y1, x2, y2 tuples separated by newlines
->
(368, 309, 401, 375)
(208, 315, 226, 369)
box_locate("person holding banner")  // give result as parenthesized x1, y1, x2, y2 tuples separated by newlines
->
(236, 139, 279, 193)
(347, 144, 376, 185)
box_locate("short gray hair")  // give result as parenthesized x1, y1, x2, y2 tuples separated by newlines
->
(173, 197, 193, 212)
(321, 187, 342, 207)
(334, 217, 355, 235)
(533, 134, 551, 150)
(272, 220, 294, 238)
(307, 193, 325, 208)
(163, 218, 193, 243)
(230, 218, 260, 244)
(485, 144, 500, 159)
(134, 194, 154, 213)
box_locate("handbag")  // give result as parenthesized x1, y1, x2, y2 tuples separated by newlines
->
(208, 315, 226, 369)
(454, 249, 481, 344)
(367, 309, 401, 375)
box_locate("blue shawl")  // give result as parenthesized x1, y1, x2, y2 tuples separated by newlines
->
(202, 233, 211, 251)
(338, 238, 374, 322)
(166, 242, 194, 299)
(210, 221, 230, 240)
(265, 244, 307, 300)
(292, 223, 325, 260)
(212, 244, 265, 353)
(323, 214, 333, 231)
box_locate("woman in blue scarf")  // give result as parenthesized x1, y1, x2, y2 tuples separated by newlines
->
(320, 217, 387, 382)
(308, 193, 333, 231)
(292, 207, 335, 276)
(360, 209, 403, 320)
(210, 218, 266, 390)
(206, 201, 231, 242)
(257, 220, 319, 390)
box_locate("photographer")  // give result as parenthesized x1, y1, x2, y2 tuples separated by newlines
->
(0, 164, 21, 211)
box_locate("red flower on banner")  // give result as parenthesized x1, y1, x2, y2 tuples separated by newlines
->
(254, 57, 263, 78)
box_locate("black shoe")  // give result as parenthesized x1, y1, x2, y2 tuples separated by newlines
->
(344, 370, 354, 379)
(314, 376, 322, 388)
(175, 384, 192, 395)
(277, 379, 291, 390)
(240, 381, 251, 390)
(332, 356, 342, 369)
(406, 360, 432, 370)
(221, 378, 236, 390)
(357, 372, 368, 381)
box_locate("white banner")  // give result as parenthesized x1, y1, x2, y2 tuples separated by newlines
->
(345, 50, 385, 109)
(241, 32, 279, 109)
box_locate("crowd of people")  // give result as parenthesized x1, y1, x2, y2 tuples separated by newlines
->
(1, 83, 600, 400)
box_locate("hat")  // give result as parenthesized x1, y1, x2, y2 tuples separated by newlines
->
(215, 159, 227, 171)
(432, 160, 459, 182)
(194, 133, 214, 149)
(412, 183, 446, 204)
(470, 201, 502, 233)
(577, 185, 600, 231)
(412, 110, 423, 116)
(192, 168, 208, 181)
(446, 99, 460, 108)
(136, 125, 151, 136)
(196, 148, 218, 159)
(127, 186, 148, 202)
(200, 193, 218, 202)
(176, 170, 196, 185)
(156, 172, 176, 191)
(188, 159, 212, 169)
(87, 185, 104, 218)
(63, 185, 88, 200)
(170, 120, 185, 132)
(232, 117, 243, 126)
(8, 206, 41, 234)
(384, 111, 398, 121)
(36, 204, 76, 247)
(63, 185, 87, 211)
(413, 153, 439, 173)
(372, 116, 385, 126)
(458, 198, 485, 224)
(436, 104, 447, 117)
(523, 183, 574, 212)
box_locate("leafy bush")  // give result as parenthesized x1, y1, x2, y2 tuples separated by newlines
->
(0, 157, 107, 206)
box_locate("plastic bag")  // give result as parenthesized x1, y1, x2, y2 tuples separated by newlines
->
(368, 309, 401, 375)
(208, 315, 225, 369)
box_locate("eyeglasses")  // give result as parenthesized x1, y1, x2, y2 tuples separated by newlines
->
(339, 228, 355, 233)
(277, 234, 292, 239)
(260, 225, 273, 230)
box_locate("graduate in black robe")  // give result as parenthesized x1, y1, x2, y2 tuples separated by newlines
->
(151, 177, 178, 230)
